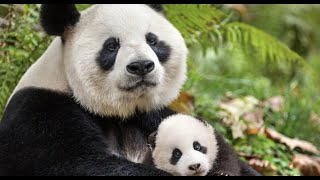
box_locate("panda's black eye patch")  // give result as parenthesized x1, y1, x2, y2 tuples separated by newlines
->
(170, 148, 182, 165)
(146, 32, 171, 63)
(96, 37, 120, 71)
(193, 141, 207, 154)
(193, 141, 201, 151)
(146, 32, 159, 46)
(105, 38, 120, 51)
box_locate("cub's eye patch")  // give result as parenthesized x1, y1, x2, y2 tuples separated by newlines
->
(170, 148, 182, 165)
(193, 141, 201, 151)
(193, 141, 207, 154)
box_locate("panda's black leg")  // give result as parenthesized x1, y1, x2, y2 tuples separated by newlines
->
(43, 155, 171, 176)
(211, 171, 231, 176)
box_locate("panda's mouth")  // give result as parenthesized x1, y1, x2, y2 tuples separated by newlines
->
(118, 80, 157, 92)
(189, 170, 207, 176)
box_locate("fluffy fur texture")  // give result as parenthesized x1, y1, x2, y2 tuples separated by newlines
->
(63, 4, 187, 118)
(151, 114, 218, 176)
(145, 114, 249, 176)
(12, 4, 187, 119)
(0, 87, 175, 175)
(0, 4, 261, 176)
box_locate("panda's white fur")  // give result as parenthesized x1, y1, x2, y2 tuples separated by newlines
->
(63, 4, 187, 118)
(9, 38, 70, 102)
(11, 4, 187, 118)
(1, 4, 261, 176)
(152, 114, 218, 176)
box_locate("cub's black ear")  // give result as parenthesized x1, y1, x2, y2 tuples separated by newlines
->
(148, 131, 157, 150)
(147, 4, 164, 13)
(40, 4, 80, 36)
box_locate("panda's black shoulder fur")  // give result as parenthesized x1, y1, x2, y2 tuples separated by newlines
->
(0, 87, 174, 175)
(40, 4, 80, 36)
(147, 4, 164, 13)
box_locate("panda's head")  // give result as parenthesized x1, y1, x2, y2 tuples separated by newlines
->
(40, 4, 187, 118)
(148, 114, 218, 176)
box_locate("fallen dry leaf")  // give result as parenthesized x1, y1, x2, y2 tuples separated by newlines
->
(221, 116, 247, 139)
(265, 128, 320, 155)
(243, 110, 264, 125)
(169, 91, 195, 115)
(219, 96, 262, 138)
(264, 96, 284, 112)
(247, 127, 260, 135)
(310, 112, 320, 125)
(219, 96, 259, 118)
(230, 120, 247, 139)
(219, 99, 246, 119)
(243, 109, 265, 135)
(248, 158, 277, 176)
(291, 154, 320, 176)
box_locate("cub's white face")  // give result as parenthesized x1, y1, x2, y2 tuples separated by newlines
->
(63, 4, 187, 117)
(152, 114, 218, 176)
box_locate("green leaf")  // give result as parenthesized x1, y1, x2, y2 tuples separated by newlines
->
(214, 22, 305, 64)
(164, 4, 227, 46)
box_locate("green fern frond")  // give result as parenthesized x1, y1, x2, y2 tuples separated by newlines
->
(164, 4, 226, 46)
(164, 5, 305, 65)
(213, 22, 305, 64)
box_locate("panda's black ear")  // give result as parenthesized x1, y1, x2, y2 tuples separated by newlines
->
(147, 4, 164, 13)
(148, 131, 157, 150)
(40, 4, 80, 36)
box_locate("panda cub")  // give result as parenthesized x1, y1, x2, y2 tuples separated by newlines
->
(144, 114, 241, 176)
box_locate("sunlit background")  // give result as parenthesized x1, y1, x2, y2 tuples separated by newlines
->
(0, 4, 319, 176)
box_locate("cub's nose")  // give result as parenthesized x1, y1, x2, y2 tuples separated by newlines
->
(126, 60, 155, 76)
(188, 163, 201, 171)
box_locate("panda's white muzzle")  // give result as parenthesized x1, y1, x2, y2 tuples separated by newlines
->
(118, 60, 159, 92)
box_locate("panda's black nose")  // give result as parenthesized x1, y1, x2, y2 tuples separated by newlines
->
(126, 60, 155, 76)
(189, 163, 201, 171)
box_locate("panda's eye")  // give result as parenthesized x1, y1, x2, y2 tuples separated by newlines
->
(107, 44, 118, 51)
(193, 141, 201, 151)
(146, 32, 159, 46)
(172, 148, 182, 159)
(104, 37, 120, 51)
(148, 38, 158, 46)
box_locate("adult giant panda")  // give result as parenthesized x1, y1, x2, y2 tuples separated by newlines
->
(0, 4, 260, 176)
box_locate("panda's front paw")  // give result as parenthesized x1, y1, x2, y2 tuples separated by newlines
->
(214, 172, 230, 176)
(211, 171, 231, 176)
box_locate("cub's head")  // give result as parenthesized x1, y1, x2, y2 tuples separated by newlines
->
(148, 114, 218, 176)
(40, 4, 187, 117)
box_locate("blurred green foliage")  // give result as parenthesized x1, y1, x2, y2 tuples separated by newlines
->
(234, 134, 301, 176)
(0, 5, 53, 116)
(183, 4, 320, 176)
(1, 4, 320, 176)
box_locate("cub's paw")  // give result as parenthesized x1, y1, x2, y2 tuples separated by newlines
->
(211, 171, 232, 176)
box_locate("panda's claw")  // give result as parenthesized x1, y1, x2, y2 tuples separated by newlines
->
(212, 171, 231, 176)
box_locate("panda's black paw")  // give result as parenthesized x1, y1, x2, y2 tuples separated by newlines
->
(211, 171, 231, 176)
